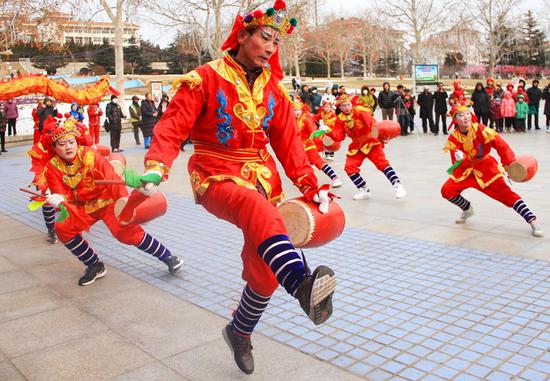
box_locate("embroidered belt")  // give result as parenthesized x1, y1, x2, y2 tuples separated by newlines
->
(193, 141, 270, 163)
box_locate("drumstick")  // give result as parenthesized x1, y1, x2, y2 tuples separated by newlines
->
(95, 179, 126, 185)
(19, 188, 43, 197)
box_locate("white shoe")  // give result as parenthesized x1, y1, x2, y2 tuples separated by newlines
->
(393, 183, 407, 199)
(530, 221, 544, 237)
(546, 127, 550, 133)
(353, 188, 371, 200)
(455, 206, 474, 224)
(331, 178, 343, 188)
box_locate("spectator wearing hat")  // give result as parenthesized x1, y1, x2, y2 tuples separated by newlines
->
(543, 83, 550, 133)
(36, 97, 58, 133)
(140, 93, 157, 149)
(105, 95, 126, 152)
(0, 101, 6, 153)
(515, 94, 528, 132)
(417, 86, 435, 134)
(526, 79, 542, 130)
(128, 95, 142, 145)
(471, 82, 490, 125)
(310, 87, 322, 114)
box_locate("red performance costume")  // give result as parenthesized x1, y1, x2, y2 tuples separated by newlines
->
(313, 101, 341, 160)
(40, 117, 182, 286)
(142, 0, 336, 374)
(441, 104, 543, 237)
(295, 102, 342, 187)
(330, 95, 407, 200)
(87, 103, 103, 145)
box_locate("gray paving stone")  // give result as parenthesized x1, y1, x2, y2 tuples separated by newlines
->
(0, 360, 25, 381)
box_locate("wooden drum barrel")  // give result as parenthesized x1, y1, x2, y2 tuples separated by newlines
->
(508, 155, 538, 183)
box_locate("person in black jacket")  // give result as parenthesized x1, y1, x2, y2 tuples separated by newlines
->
(140, 93, 158, 149)
(36, 97, 58, 133)
(526, 79, 542, 130)
(543, 84, 550, 133)
(470, 82, 490, 125)
(378, 82, 394, 120)
(434, 82, 449, 135)
(105, 95, 126, 153)
(417, 86, 435, 134)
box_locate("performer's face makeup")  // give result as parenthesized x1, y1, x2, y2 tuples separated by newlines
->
(237, 26, 280, 69)
(455, 111, 471, 132)
(54, 137, 78, 161)
(339, 102, 353, 114)
(294, 108, 302, 118)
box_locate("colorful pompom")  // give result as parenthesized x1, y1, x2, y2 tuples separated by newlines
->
(266, 8, 275, 16)
(273, 0, 286, 10)
(64, 112, 71, 118)
(289, 18, 298, 27)
(243, 13, 253, 23)
(287, 26, 294, 34)
(253, 10, 264, 19)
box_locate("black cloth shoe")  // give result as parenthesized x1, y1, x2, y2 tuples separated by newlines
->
(222, 324, 254, 375)
(1, 149, 7, 152)
(79, 262, 106, 286)
(296, 265, 336, 325)
(47, 229, 58, 244)
(163, 255, 183, 275)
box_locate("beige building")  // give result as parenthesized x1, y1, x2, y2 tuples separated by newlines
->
(0, 11, 140, 47)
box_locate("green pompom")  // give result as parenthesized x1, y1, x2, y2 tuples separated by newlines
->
(289, 18, 298, 26)
(266, 8, 275, 16)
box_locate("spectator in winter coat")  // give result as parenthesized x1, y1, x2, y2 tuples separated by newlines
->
(434, 82, 449, 135)
(140, 93, 157, 149)
(394, 85, 408, 135)
(321, 87, 336, 107)
(500, 91, 516, 132)
(526, 79, 542, 130)
(417, 86, 435, 134)
(470, 82, 490, 125)
(485, 78, 495, 96)
(357, 85, 376, 112)
(69, 102, 85, 123)
(0, 102, 7, 153)
(403, 89, 416, 134)
(370, 88, 378, 112)
(493, 83, 504, 101)
(515, 95, 528, 132)
(310, 87, 322, 114)
(128, 96, 142, 145)
(450, 81, 465, 105)
(4, 99, 18, 136)
(488, 95, 503, 132)
(506, 83, 517, 100)
(515, 85, 529, 104)
(87, 103, 103, 145)
(543, 83, 550, 133)
(105, 95, 126, 152)
(36, 97, 59, 133)
(378, 82, 395, 120)
(299, 85, 313, 110)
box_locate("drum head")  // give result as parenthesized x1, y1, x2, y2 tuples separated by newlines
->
(322, 135, 334, 146)
(114, 197, 130, 225)
(109, 160, 125, 178)
(508, 162, 527, 182)
(278, 200, 315, 248)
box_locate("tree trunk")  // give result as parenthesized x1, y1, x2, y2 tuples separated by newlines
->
(362, 50, 367, 80)
(340, 54, 345, 80)
(114, 5, 125, 110)
(326, 59, 331, 79)
(293, 49, 300, 79)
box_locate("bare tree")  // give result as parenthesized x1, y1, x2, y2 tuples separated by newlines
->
(375, 0, 452, 63)
(467, 0, 520, 76)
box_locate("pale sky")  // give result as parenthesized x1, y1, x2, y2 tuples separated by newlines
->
(135, 0, 545, 48)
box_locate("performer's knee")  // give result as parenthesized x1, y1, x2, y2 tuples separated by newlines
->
(248, 274, 278, 297)
(344, 161, 359, 176)
(113, 226, 145, 246)
(54, 222, 80, 243)
(373, 159, 390, 171)
(441, 183, 458, 200)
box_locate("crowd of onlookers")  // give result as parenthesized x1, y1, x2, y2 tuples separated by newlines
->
(292, 77, 550, 137)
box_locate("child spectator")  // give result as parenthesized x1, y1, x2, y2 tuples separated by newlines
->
(500, 91, 516, 132)
(403, 88, 416, 134)
(515, 94, 528, 132)
(488, 95, 502, 132)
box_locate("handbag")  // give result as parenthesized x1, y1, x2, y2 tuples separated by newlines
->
(103, 119, 110, 132)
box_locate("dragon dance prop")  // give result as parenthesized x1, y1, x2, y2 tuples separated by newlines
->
(0, 75, 119, 105)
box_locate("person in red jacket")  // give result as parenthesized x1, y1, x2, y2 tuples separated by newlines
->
(87, 103, 103, 145)
(313, 99, 340, 160)
(329, 94, 407, 200)
(450, 81, 466, 106)
(441, 104, 543, 237)
(41, 117, 183, 286)
(294, 101, 342, 187)
(138, 0, 336, 375)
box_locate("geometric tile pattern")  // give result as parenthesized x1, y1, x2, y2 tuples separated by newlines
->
(3, 152, 549, 381)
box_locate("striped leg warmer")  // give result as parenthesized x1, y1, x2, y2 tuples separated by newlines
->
(321, 163, 338, 180)
(42, 205, 56, 231)
(449, 195, 471, 211)
(512, 200, 536, 223)
(232, 285, 271, 336)
(136, 233, 171, 262)
(64, 235, 98, 267)
(383, 166, 400, 186)
(349, 172, 367, 189)
(258, 234, 306, 297)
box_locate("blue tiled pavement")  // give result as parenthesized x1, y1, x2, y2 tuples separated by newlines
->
(2, 152, 549, 381)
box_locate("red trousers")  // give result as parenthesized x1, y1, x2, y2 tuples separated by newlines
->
(307, 148, 326, 170)
(441, 176, 521, 207)
(344, 145, 390, 175)
(55, 203, 145, 245)
(33, 129, 41, 144)
(90, 123, 101, 145)
(199, 181, 287, 296)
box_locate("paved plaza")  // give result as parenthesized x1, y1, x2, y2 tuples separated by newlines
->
(0, 121, 549, 380)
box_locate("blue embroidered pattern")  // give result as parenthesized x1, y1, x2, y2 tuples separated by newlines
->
(262, 93, 275, 131)
(216, 89, 233, 145)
